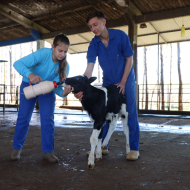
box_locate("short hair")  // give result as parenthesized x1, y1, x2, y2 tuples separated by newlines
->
(86, 10, 105, 24)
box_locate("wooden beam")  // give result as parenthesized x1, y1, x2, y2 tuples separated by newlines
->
(0, 4, 50, 33)
(41, 18, 127, 40)
(128, 0, 142, 16)
(32, 1, 115, 22)
(1, 0, 18, 5)
(32, 5, 92, 22)
(137, 27, 190, 37)
(70, 42, 89, 46)
(135, 7, 190, 24)
(115, 0, 142, 17)
(0, 23, 20, 30)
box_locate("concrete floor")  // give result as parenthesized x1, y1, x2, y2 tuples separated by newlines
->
(0, 107, 190, 134)
(0, 107, 190, 190)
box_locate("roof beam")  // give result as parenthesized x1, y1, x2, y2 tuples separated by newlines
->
(1, 0, 18, 5)
(0, 4, 50, 33)
(135, 7, 190, 24)
(137, 27, 190, 37)
(41, 18, 127, 40)
(32, 5, 92, 22)
(115, 0, 167, 44)
(32, 1, 115, 22)
(115, 0, 142, 17)
(0, 36, 36, 47)
(149, 22, 167, 44)
(128, 0, 142, 16)
(0, 23, 20, 30)
(138, 39, 190, 47)
(77, 34, 91, 43)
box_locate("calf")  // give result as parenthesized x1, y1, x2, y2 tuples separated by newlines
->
(65, 75, 130, 169)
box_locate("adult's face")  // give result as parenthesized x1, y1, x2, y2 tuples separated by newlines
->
(52, 42, 69, 63)
(88, 17, 106, 36)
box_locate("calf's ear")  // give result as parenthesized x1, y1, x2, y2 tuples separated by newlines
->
(88, 77, 97, 84)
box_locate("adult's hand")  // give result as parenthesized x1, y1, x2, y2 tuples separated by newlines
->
(116, 81, 126, 94)
(28, 73, 42, 84)
(73, 91, 83, 101)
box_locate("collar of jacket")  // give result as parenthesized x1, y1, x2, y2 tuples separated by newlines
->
(94, 28, 114, 43)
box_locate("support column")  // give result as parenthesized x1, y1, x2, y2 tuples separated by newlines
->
(124, 13, 139, 112)
(35, 40, 45, 109)
(37, 40, 45, 50)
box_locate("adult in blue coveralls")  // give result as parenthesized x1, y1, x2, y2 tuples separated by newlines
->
(11, 34, 73, 163)
(75, 11, 140, 160)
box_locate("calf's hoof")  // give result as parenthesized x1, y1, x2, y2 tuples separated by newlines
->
(101, 145, 107, 149)
(88, 164, 95, 169)
(86, 148, 108, 156)
(95, 158, 102, 162)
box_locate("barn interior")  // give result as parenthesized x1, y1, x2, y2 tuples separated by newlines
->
(0, 0, 190, 189)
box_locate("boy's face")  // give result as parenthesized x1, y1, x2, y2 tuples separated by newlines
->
(52, 42, 69, 63)
(88, 17, 106, 36)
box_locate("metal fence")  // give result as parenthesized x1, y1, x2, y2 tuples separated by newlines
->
(0, 84, 70, 113)
(1, 83, 190, 114)
(138, 84, 190, 113)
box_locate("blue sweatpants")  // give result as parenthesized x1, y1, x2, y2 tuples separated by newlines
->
(102, 69, 140, 151)
(13, 81, 56, 152)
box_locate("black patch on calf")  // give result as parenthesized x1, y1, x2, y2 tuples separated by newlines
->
(65, 75, 127, 135)
(121, 115, 125, 119)
(105, 85, 126, 114)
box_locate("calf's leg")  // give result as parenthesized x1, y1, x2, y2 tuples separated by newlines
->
(119, 104, 130, 155)
(95, 129, 103, 162)
(102, 114, 117, 149)
(88, 129, 101, 169)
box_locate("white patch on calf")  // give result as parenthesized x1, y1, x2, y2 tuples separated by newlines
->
(102, 113, 118, 148)
(119, 104, 130, 154)
(88, 129, 101, 168)
(95, 138, 102, 159)
(98, 87, 108, 106)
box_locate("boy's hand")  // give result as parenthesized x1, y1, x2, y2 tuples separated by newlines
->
(62, 85, 74, 96)
(73, 91, 83, 101)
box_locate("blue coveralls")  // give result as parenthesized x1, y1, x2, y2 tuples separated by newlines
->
(13, 48, 69, 152)
(87, 28, 140, 151)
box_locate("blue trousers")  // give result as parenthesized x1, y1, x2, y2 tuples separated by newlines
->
(102, 69, 140, 151)
(13, 81, 56, 152)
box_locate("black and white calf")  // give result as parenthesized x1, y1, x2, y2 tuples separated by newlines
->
(65, 75, 130, 169)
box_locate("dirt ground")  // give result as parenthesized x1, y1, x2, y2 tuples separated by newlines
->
(0, 115, 190, 190)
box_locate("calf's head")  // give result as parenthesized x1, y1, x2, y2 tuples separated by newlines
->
(65, 75, 97, 93)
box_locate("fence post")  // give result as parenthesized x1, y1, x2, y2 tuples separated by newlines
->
(138, 84, 139, 114)
(3, 84, 5, 113)
(16, 86, 19, 111)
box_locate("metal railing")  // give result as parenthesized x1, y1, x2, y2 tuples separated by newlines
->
(1, 83, 190, 115)
(138, 84, 190, 114)
(0, 84, 70, 113)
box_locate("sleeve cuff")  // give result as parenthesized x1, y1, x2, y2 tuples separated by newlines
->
(26, 71, 32, 79)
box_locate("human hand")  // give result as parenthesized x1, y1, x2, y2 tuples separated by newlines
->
(62, 85, 74, 96)
(116, 81, 126, 94)
(73, 91, 83, 101)
(28, 73, 42, 84)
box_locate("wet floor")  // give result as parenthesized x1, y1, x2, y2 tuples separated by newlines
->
(1, 108, 190, 190)
(0, 107, 190, 134)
